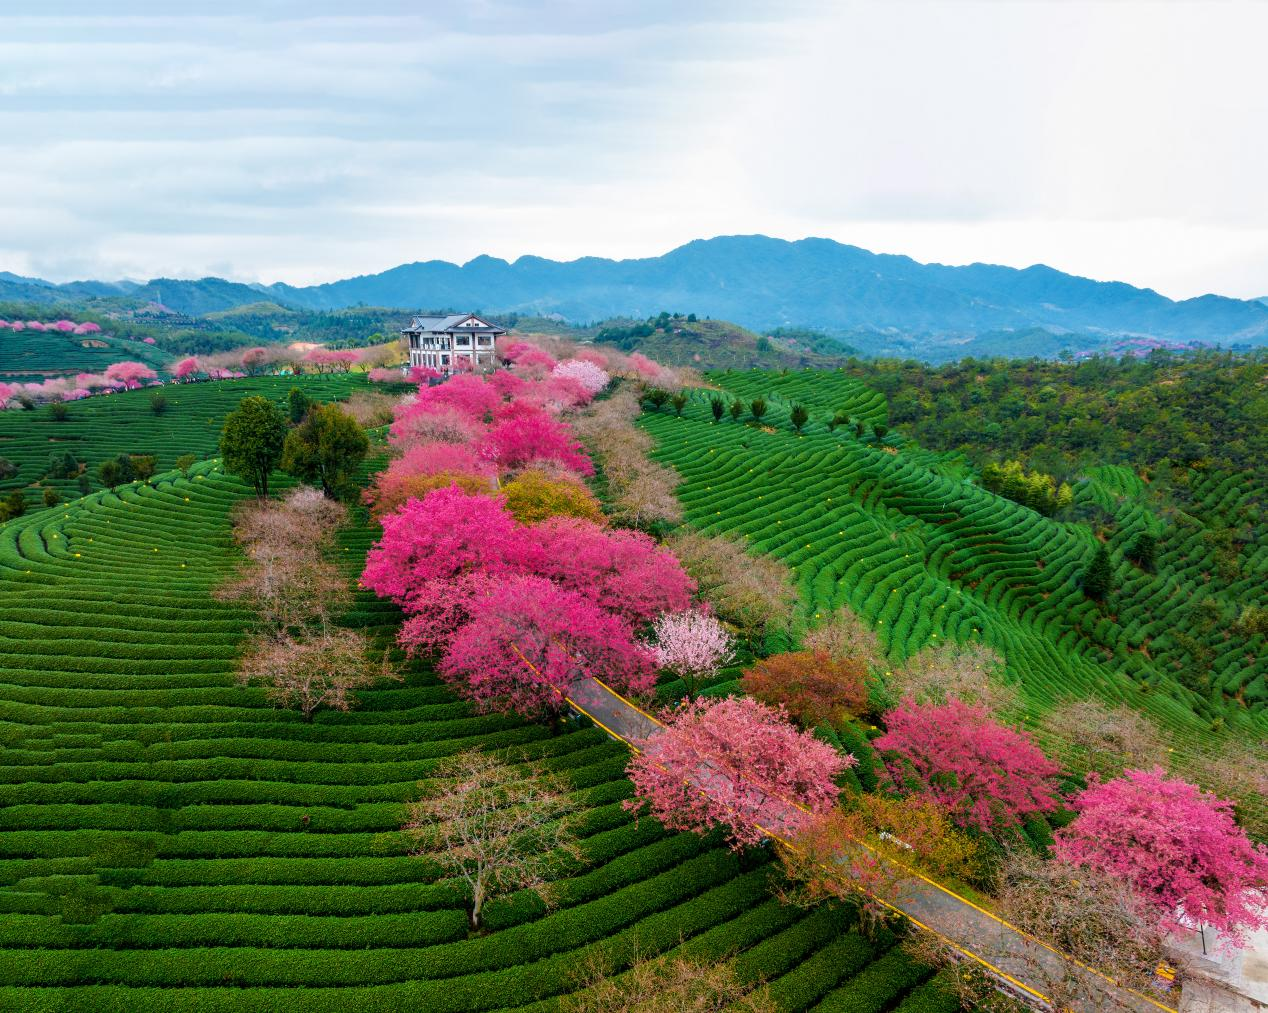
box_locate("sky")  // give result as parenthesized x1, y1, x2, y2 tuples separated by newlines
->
(1, 1, 1266, 300)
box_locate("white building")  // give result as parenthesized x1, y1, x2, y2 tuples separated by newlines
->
(402, 313, 506, 375)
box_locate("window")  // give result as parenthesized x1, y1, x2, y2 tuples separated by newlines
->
(456, 335, 471, 347)
(441, 354, 450, 365)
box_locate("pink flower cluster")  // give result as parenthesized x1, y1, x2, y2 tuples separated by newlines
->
(0, 318, 100, 334)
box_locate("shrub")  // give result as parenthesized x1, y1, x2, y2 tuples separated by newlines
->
(741, 651, 869, 727)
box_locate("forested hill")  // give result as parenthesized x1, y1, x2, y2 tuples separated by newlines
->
(5, 236, 1268, 359)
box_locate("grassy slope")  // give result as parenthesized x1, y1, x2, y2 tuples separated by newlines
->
(0, 443, 936, 1010)
(640, 373, 1268, 798)
(0, 328, 170, 383)
(0, 375, 368, 510)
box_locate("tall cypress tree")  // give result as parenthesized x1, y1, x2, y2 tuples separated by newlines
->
(1082, 544, 1113, 601)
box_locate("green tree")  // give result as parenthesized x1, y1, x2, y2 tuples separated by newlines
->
(1, 490, 26, 521)
(710, 397, 724, 422)
(729, 400, 743, 422)
(46, 451, 79, 480)
(1126, 531, 1158, 572)
(281, 402, 369, 499)
(670, 392, 688, 416)
(644, 388, 669, 412)
(49, 401, 69, 422)
(220, 396, 288, 499)
(0, 458, 16, 481)
(150, 393, 168, 415)
(99, 454, 136, 488)
(42, 486, 60, 508)
(750, 398, 768, 423)
(131, 455, 157, 483)
(790, 404, 809, 433)
(1082, 544, 1113, 601)
(174, 454, 197, 475)
(287, 387, 312, 424)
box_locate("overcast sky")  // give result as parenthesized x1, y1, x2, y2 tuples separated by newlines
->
(1, 1, 1265, 299)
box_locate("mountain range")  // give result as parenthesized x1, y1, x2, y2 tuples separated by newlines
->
(4, 236, 1267, 359)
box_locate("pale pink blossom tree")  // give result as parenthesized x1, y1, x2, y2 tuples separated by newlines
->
(648, 610, 735, 699)
(873, 697, 1061, 834)
(104, 361, 158, 389)
(0, 383, 13, 408)
(552, 358, 611, 396)
(625, 696, 848, 848)
(53, 320, 76, 332)
(173, 356, 200, 380)
(439, 574, 657, 720)
(1054, 767, 1268, 949)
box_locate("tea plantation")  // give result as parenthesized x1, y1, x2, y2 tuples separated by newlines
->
(0, 453, 948, 1009)
(641, 374, 1268, 795)
(0, 375, 368, 510)
(0, 327, 170, 384)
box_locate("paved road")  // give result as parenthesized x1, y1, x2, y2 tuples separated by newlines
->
(565, 676, 1180, 1013)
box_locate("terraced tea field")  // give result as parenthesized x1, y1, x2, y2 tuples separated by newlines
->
(641, 376, 1268, 784)
(0, 375, 367, 510)
(0, 327, 169, 384)
(0, 455, 949, 1010)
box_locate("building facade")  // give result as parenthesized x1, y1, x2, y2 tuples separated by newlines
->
(402, 313, 506, 375)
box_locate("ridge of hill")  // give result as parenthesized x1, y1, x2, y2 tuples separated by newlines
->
(6, 236, 1268, 359)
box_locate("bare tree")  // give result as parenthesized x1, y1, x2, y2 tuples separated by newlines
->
(566, 945, 775, 1013)
(886, 642, 1021, 718)
(906, 851, 1183, 1013)
(404, 750, 581, 930)
(1037, 698, 1168, 779)
(216, 551, 350, 634)
(667, 531, 799, 648)
(802, 605, 886, 670)
(237, 627, 398, 721)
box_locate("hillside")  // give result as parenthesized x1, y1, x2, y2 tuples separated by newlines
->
(641, 374, 1267, 827)
(0, 442, 940, 1010)
(6, 236, 1268, 359)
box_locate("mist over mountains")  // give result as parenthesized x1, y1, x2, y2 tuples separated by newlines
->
(5, 235, 1267, 359)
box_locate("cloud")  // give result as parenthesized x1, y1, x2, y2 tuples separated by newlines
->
(0, 1, 1265, 298)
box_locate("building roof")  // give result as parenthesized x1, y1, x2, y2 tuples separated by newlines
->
(405, 313, 505, 333)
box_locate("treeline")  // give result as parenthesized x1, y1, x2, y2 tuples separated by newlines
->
(845, 349, 1268, 496)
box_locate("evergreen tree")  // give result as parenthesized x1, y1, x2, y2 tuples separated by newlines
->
(1082, 544, 1113, 601)
(790, 405, 809, 433)
(287, 387, 312, 424)
(710, 397, 724, 422)
(750, 398, 767, 422)
(1126, 531, 1158, 571)
(670, 392, 687, 416)
(729, 400, 743, 421)
(220, 396, 288, 499)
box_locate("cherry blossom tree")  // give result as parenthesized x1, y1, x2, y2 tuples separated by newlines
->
(873, 697, 1061, 834)
(522, 516, 695, 624)
(241, 346, 271, 374)
(439, 575, 657, 720)
(367, 367, 402, 383)
(53, 320, 76, 332)
(648, 610, 735, 700)
(10, 321, 25, 332)
(412, 373, 502, 420)
(1054, 767, 1268, 948)
(479, 403, 593, 475)
(73, 321, 101, 334)
(625, 696, 847, 848)
(173, 356, 200, 380)
(407, 365, 441, 383)
(27, 320, 46, 331)
(360, 487, 521, 610)
(552, 358, 611, 395)
(0, 383, 13, 409)
(104, 361, 158, 389)
(389, 403, 482, 448)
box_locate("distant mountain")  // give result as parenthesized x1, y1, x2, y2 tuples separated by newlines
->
(6, 236, 1268, 359)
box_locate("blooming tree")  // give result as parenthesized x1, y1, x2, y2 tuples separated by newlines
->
(73, 321, 101, 334)
(523, 516, 695, 624)
(649, 610, 735, 700)
(500, 469, 605, 525)
(873, 697, 1061, 834)
(439, 575, 657, 720)
(360, 487, 520, 609)
(1054, 767, 1268, 948)
(552, 359, 610, 396)
(104, 361, 158, 389)
(173, 356, 200, 380)
(625, 696, 847, 848)
(479, 404, 593, 475)
(407, 365, 441, 383)
(241, 346, 271, 373)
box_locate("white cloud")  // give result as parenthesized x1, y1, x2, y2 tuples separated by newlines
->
(0, 1, 1264, 298)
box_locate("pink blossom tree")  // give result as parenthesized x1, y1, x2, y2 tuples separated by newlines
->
(522, 516, 695, 624)
(1054, 767, 1268, 949)
(407, 365, 441, 383)
(873, 698, 1061, 834)
(389, 403, 483, 449)
(104, 361, 158, 389)
(241, 346, 270, 374)
(173, 356, 200, 380)
(362, 441, 496, 516)
(479, 403, 593, 475)
(53, 320, 75, 332)
(626, 696, 848, 848)
(552, 358, 611, 395)
(360, 487, 521, 610)
(648, 610, 735, 699)
(0, 383, 13, 409)
(11, 321, 25, 332)
(439, 574, 657, 720)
